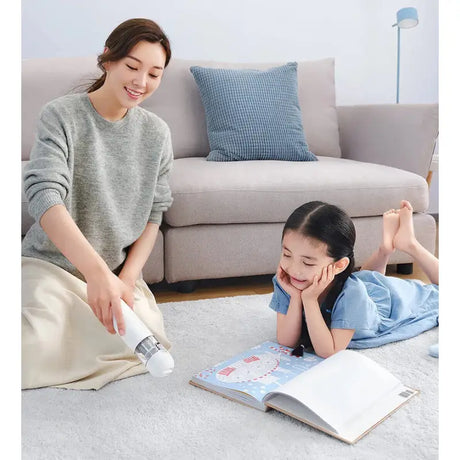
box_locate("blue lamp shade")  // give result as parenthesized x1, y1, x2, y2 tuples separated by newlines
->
(396, 7, 419, 29)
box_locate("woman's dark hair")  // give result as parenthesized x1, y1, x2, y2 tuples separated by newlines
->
(283, 201, 356, 348)
(87, 18, 171, 93)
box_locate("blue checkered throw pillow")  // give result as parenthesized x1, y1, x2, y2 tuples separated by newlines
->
(190, 63, 317, 162)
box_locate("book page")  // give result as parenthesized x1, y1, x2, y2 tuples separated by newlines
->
(337, 386, 418, 443)
(266, 393, 337, 434)
(191, 341, 323, 404)
(264, 350, 402, 431)
(267, 386, 417, 444)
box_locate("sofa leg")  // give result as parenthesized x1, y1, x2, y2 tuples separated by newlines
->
(174, 280, 198, 293)
(396, 263, 413, 275)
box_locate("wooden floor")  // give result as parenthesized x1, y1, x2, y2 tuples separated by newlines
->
(153, 274, 276, 303)
(153, 224, 438, 303)
(153, 262, 432, 304)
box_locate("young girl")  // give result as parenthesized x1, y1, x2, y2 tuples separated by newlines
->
(270, 200, 438, 358)
(22, 19, 174, 389)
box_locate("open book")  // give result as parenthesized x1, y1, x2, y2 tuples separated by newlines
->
(190, 341, 418, 444)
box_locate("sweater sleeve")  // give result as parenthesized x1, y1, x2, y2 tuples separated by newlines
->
(148, 126, 174, 224)
(23, 103, 71, 223)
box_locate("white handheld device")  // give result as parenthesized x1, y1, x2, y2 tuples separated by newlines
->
(113, 300, 174, 377)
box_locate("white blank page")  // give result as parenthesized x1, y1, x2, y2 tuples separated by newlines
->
(264, 350, 402, 431)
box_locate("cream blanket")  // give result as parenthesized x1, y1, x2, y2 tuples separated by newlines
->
(22, 257, 171, 390)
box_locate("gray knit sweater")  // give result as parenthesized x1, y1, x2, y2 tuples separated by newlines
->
(22, 93, 173, 279)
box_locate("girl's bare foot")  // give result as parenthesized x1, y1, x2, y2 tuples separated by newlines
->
(393, 201, 418, 253)
(381, 209, 400, 255)
(400, 200, 413, 212)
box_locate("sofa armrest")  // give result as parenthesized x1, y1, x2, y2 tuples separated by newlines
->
(337, 104, 438, 177)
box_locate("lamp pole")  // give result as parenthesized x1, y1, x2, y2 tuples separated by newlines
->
(393, 7, 419, 104)
(396, 26, 401, 103)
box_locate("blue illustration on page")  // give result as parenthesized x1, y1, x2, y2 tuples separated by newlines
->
(193, 341, 324, 402)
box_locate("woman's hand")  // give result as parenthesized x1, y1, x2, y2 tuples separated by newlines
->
(301, 264, 335, 305)
(276, 264, 301, 301)
(118, 272, 136, 308)
(38, 205, 131, 335)
(86, 266, 133, 335)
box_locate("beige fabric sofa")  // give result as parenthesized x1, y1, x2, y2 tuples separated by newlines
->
(22, 56, 438, 289)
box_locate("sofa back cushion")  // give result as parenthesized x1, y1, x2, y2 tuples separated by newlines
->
(22, 56, 341, 160)
(145, 58, 341, 159)
(22, 56, 97, 160)
(189, 62, 317, 162)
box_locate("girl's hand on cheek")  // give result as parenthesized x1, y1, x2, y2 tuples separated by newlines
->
(276, 264, 301, 301)
(301, 264, 335, 304)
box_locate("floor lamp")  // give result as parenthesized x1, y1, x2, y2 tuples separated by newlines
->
(392, 7, 419, 103)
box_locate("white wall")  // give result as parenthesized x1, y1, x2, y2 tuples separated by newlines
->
(22, 0, 438, 105)
(21, 0, 439, 210)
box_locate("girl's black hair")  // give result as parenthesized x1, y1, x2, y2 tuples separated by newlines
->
(282, 201, 356, 348)
(87, 18, 171, 93)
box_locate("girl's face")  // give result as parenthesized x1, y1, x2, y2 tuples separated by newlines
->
(280, 230, 336, 291)
(103, 40, 166, 110)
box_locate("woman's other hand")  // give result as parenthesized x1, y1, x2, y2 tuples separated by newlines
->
(86, 267, 132, 335)
(118, 272, 136, 309)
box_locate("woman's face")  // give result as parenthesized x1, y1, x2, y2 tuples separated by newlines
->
(280, 230, 335, 291)
(103, 40, 166, 110)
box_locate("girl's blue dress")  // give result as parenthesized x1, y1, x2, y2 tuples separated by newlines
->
(269, 270, 438, 348)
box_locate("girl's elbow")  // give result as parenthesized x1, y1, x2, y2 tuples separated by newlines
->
(316, 349, 336, 359)
(316, 345, 347, 359)
(276, 332, 297, 349)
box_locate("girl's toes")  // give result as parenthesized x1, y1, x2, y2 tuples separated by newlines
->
(400, 200, 413, 211)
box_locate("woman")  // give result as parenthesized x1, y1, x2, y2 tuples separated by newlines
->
(22, 18, 174, 389)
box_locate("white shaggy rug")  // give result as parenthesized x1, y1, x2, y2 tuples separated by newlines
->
(22, 293, 438, 459)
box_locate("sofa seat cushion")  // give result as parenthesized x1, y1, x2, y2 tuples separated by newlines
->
(164, 157, 429, 227)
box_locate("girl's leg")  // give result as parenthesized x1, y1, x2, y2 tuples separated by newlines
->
(393, 201, 439, 285)
(360, 209, 400, 274)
